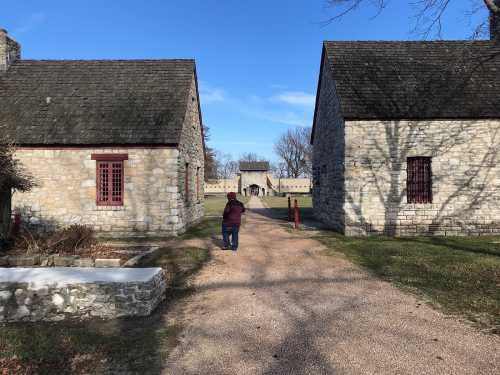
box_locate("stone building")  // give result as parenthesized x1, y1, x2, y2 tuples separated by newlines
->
(0, 29, 205, 237)
(239, 162, 272, 196)
(312, 14, 500, 236)
(205, 161, 311, 196)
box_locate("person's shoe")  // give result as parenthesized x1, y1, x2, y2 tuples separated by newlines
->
(222, 246, 229, 250)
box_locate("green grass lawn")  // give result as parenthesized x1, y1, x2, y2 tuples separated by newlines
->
(204, 194, 249, 217)
(317, 233, 500, 331)
(0, 240, 211, 374)
(261, 195, 314, 221)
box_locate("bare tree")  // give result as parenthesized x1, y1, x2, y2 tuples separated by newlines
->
(0, 141, 35, 193)
(0, 138, 36, 241)
(326, 0, 500, 39)
(216, 153, 239, 179)
(202, 125, 218, 181)
(271, 162, 288, 179)
(274, 127, 312, 178)
(239, 152, 263, 163)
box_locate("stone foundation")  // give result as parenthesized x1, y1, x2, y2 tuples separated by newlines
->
(0, 267, 166, 321)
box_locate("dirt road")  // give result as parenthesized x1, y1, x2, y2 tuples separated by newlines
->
(163, 196, 499, 374)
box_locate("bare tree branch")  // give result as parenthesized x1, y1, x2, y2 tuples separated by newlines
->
(274, 128, 312, 178)
(325, 0, 500, 39)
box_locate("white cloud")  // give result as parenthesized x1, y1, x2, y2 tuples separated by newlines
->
(239, 106, 310, 127)
(14, 12, 46, 34)
(271, 91, 316, 107)
(200, 83, 225, 104)
(269, 84, 288, 90)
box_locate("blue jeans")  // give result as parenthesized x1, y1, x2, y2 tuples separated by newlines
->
(222, 223, 239, 250)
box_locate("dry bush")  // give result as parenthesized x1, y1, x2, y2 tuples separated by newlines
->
(13, 224, 96, 255)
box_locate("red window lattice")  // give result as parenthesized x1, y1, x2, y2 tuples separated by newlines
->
(196, 167, 200, 200)
(185, 163, 189, 202)
(407, 157, 432, 204)
(92, 154, 127, 206)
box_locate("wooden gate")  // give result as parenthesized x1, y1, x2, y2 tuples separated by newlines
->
(0, 190, 12, 240)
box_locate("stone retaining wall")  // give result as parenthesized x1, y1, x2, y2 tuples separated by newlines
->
(0, 255, 121, 268)
(0, 267, 166, 321)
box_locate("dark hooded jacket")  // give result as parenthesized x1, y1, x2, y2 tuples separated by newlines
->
(223, 199, 245, 226)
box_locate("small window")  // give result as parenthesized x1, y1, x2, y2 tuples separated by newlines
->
(185, 163, 189, 202)
(196, 167, 201, 200)
(92, 154, 127, 206)
(407, 157, 432, 204)
(96, 161, 124, 206)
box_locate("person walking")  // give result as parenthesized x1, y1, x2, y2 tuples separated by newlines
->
(222, 192, 245, 251)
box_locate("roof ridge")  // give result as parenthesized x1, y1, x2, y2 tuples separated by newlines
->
(324, 40, 494, 44)
(17, 59, 196, 62)
(322, 40, 500, 120)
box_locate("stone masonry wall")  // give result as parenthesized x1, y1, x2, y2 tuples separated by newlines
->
(205, 179, 239, 194)
(0, 268, 166, 322)
(312, 53, 346, 232)
(12, 147, 182, 237)
(177, 73, 205, 232)
(344, 119, 500, 236)
(240, 171, 270, 196)
(270, 178, 311, 194)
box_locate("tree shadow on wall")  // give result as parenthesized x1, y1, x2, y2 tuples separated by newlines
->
(336, 44, 500, 236)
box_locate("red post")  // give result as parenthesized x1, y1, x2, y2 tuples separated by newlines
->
(287, 196, 291, 222)
(294, 199, 299, 229)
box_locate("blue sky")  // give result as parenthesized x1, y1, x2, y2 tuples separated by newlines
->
(1, 1, 489, 162)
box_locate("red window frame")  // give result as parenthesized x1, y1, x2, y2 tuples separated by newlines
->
(185, 163, 189, 202)
(91, 154, 128, 206)
(196, 167, 201, 201)
(407, 157, 432, 204)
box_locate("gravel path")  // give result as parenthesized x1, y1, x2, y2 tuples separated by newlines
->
(163, 196, 500, 374)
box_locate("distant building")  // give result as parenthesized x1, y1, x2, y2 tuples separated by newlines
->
(311, 11, 500, 236)
(0, 29, 205, 237)
(205, 161, 311, 196)
(239, 162, 272, 196)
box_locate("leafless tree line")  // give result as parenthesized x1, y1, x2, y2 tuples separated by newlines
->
(273, 127, 312, 179)
(326, 0, 500, 39)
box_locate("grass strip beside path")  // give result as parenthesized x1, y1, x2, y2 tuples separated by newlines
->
(1, 230, 213, 374)
(262, 195, 314, 221)
(317, 233, 500, 331)
(204, 194, 249, 217)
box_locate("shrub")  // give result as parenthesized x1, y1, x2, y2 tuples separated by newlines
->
(13, 224, 96, 255)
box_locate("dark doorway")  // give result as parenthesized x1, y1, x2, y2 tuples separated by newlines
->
(249, 184, 260, 196)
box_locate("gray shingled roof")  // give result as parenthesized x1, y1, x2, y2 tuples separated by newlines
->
(322, 40, 500, 120)
(0, 59, 196, 145)
(239, 161, 270, 171)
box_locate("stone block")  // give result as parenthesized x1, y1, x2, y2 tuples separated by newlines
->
(9, 255, 40, 267)
(39, 256, 53, 267)
(53, 256, 76, 267)
(95, 258, 121, 268)
(0, 290, 12, 301)
(74, 258, 94, 267)
(14, 305, 30, 319)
